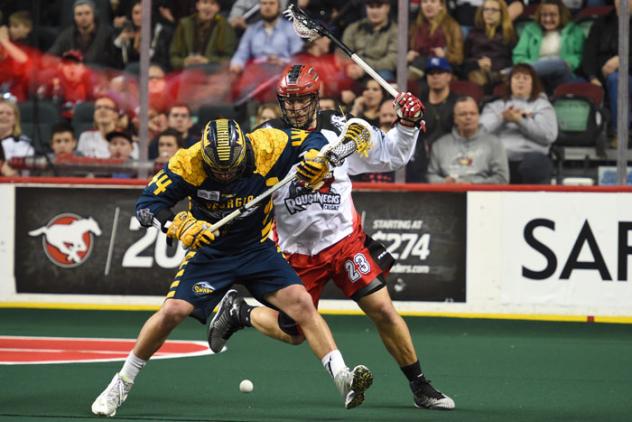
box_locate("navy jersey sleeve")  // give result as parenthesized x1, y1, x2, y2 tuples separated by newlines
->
(135, 167, 195, 229)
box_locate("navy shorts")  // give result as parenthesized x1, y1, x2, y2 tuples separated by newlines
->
(166, 240, 301, 324)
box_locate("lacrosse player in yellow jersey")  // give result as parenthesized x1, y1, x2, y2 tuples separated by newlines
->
(91, 119, 374, 417)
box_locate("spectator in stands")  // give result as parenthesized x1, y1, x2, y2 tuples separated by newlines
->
(37, 50, 96, 120)
(254, 103, 280, 126)
(406, 57, 458, 183)
(170, 0, 237, 71)
(341, 0, 398, 82)
(76, 95, 119, 158)
(114, 1, 142, 68)
(50, 122, 79, 158)
(229, 0, 303, 101)
(407, 0, 463, 79)
(350, 82, 395, 183)
(450, 0, 524, 32)
(228, 0, 288, 31)
(48, 0, 118, 68)
(294, 36, 352, 98)
(480, 63, 557, 184)
(428, 96, 509, 184)
(319, 97, 338, 111)
(106, 130, 137, 178)
(153, 128, 184, 172)
(378, 99, 397, 133)
(463, 0, 516, 94)
(113, 1, 176, 72)
(147, 64, 171, 113)
(8, 11, 34, 47)
(148, 104, 196, 159)
(582, 0, 632, 145)
(513, 0, 585, 95)
(0, 98, 33, 162)
(0, 23, 32, 101)
(350, 79, 386, 127)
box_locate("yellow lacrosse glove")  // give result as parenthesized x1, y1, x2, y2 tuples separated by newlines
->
(166, 211, 216, 250)
(295, 149, 330, 189)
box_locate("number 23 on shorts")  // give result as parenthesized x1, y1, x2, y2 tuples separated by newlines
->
(344, 253, 371, 282)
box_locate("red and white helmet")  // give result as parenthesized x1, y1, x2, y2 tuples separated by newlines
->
(277, 64, 321, 129)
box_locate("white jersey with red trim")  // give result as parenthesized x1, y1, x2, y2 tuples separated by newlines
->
(261, 110, 419, 255)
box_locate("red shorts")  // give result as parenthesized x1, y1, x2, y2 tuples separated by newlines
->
(286, 224, 388, 306)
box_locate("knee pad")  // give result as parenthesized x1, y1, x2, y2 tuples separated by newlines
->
(278, 312, 301, 337)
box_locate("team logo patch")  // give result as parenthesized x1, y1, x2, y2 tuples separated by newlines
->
(192, 281, 215, 296)
(284, 180, 341, 215)
(28, 214, 102, 268)
(0, 336, 216, 365)
(197, 190, 220, 201)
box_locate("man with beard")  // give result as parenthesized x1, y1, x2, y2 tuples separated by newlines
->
(169, 0, 236, 71)
(48, 0, 118, 68)
(208, 64, 456, 411)
(229, 0, 303, 101)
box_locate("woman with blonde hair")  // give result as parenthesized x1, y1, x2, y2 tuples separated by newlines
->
(0, 98, 33, 162)
(407, 0, 463, 77)
(463, 0, 516, 93)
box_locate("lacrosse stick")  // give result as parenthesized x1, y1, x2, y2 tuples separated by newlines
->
(206, 118, 373, 233)
(284, 4, 399, 98)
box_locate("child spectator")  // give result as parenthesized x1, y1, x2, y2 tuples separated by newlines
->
(37, 50, 96, 120)
(50, 122, 79, 158)
(8, 11, 34, 47)
(106, 130, 137, 178)
(254, 102, 280, 127)
(153, 127, 183, 173)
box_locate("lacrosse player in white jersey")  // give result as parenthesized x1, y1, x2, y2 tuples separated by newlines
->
(209, 64, 455, 410)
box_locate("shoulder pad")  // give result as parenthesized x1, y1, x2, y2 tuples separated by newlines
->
(167, 142, 207, 187)
(249, 127, 290, 176)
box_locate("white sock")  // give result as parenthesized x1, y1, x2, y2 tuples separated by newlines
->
(321, 349, 347, 379)
(119, 351, 147, 383)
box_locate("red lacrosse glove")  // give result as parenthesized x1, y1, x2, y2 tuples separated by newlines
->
(394, 92, 425, 128)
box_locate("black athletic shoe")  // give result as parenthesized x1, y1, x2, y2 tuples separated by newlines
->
(411, 376, 455, 410)
(207, 289, 245, 353)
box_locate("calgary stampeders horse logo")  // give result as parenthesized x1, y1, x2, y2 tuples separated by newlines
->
(28, 214, 102, 268)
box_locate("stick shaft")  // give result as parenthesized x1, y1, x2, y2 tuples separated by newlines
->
(350, 54, 400, 98)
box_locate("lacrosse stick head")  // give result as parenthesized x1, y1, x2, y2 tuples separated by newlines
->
(325, 118, 374, 166)
(283, 4, 325, 42)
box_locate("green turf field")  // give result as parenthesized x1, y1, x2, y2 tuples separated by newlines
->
(1, 309, 631, 421)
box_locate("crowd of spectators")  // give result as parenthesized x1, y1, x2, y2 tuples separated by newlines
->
(0, 0, 629, 184)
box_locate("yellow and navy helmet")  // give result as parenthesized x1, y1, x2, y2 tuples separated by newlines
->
(201, 119, 250, 183)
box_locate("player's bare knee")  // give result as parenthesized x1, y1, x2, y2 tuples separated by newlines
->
(159, 300, 190, 327)
(366, 300, 399, 326)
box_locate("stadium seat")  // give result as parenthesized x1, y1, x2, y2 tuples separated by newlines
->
(19, 101, 61, 124)
(21, 123, 52, 152)
(18, 101, 62, 149)
(574, 5, 614, 20)
(449, 80, 484, 105)
(72, 101, 95, 137)
(553, 82, 604, 107)
(551, 83, 606, 147)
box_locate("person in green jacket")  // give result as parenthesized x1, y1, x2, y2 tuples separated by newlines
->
(512, 0, 585, 94)
(169, 0, 236, 71)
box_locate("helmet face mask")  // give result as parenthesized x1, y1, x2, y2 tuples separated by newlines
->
(277, 64, 320, 130)
(201, 119, 249, 184)
(279, 93, 318, 129)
